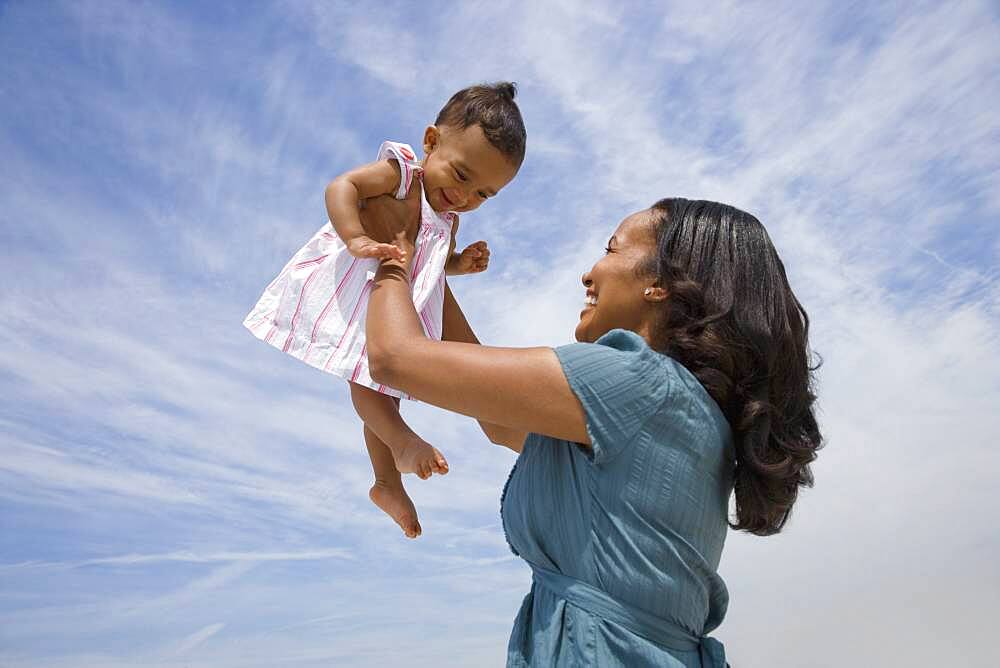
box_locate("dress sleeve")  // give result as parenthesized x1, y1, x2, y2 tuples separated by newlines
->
(376, 141, 422, 200)
(554, 329, 672, 465)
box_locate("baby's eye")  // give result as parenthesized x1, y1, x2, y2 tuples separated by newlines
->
(455, 169, 467, 182)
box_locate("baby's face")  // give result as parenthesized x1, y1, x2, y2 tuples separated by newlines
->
(420, 123, 519, 214)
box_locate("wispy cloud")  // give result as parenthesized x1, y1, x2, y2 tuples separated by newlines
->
(1, 1, 997, 666)
(0, 547, 355, 572)
(174, 621, 226, 655)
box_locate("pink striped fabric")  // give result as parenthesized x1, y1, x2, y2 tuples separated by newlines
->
(243, 141, 453, 400)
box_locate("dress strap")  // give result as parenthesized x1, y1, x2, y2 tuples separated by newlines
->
(530, 565, 727, 667)
(377, 140, 422, 200)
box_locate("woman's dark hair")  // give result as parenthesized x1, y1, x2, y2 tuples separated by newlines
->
(642, 198, 823, 536)
(435, 81, 526, 168)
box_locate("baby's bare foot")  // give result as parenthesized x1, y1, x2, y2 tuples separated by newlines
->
(393, 438, 449, 480)
(369, 481, 421, 539)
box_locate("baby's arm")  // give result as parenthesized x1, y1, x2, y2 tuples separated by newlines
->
(325, 160, 406, 260)
(444, 220, 461, 275)
(445, 218, 491, 276)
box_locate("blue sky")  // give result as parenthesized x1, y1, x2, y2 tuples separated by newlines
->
(1, 1, 998, 666)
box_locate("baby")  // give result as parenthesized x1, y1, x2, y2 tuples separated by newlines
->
(244, 82, 526, 538)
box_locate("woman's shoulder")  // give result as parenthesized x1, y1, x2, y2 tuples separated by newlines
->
(591, 329, 718, 407)
(554, 329, 730, 465)
(602, 332, 732, 454)
(566, 328, 688, 387)
(556, 329, 672, 384)
(552, 330, 674, 464)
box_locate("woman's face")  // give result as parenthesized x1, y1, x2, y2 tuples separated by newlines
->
(576, 210, 659, 343)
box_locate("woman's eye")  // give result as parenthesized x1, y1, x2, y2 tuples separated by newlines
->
(478, 191, 488, 199)
(604, 246, 613, 255)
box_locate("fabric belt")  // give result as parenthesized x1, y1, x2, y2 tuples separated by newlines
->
(531, 565, 727, 668)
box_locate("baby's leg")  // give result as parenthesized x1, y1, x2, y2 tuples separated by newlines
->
(363, 425, 421, 539)
(350, 383, 449, 479)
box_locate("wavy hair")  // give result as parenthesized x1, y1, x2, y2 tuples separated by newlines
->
(641, 198, 823, 536)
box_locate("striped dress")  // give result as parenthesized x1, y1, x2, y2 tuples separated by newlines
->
(243, 141, 455, 399)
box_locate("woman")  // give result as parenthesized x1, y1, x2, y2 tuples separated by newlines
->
(362, 191, 822, 667)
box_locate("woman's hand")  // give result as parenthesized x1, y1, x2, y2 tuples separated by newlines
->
(358, 183, 422, 267)
(364, 178, 587, 450)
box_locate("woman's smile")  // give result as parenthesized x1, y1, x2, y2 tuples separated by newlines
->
(575, 211, 658, 343)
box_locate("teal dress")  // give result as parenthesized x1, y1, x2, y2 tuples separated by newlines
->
(501, 329, 734, 667)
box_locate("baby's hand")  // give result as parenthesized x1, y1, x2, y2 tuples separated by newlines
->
(346, 236, 406, 261)
(455, 240, 490, 274)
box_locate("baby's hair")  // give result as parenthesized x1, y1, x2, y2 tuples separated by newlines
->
(435, 82, 526, 168)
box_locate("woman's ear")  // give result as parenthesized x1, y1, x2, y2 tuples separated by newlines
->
(423, 125, 440, 155)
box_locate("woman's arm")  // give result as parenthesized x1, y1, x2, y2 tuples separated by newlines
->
(368, 267, 588, 444)
(440, 281, 528, 452)
(361, 191, 589, 446)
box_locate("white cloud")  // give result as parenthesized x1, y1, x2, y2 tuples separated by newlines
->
(173, 621, 226, 655)
(0, 547, 355, 572)
(1, 0, 997, 666)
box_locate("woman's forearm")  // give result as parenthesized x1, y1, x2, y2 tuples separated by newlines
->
(440, 283, 526, 452)
(366, 260, 425, 375)
(363, 192, 588, 448)
(366, 267, 523, 451)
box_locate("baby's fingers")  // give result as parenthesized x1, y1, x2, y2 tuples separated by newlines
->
(464, 240, 489, 256)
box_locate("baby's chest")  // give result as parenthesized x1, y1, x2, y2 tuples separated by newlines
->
(418, 202, 453, 234)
